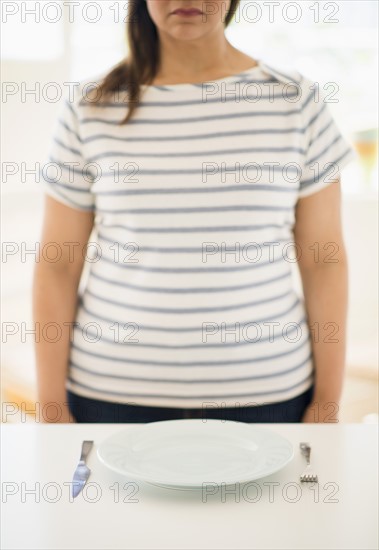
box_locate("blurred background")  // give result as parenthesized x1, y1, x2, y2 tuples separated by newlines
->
(1, 0, 378, 422)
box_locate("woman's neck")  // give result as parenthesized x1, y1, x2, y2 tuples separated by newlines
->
(152, 35, 257, 86)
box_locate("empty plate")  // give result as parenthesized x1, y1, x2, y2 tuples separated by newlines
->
(97, 419, 294, 489)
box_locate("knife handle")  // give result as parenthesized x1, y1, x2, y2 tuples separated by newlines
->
(79, 440, 94, 462)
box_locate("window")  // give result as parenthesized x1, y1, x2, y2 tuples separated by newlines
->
(1, 0, 64, 60)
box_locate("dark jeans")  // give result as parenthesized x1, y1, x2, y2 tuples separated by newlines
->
(67, 385, 314, 423)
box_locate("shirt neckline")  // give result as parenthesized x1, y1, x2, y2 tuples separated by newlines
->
(140, 59, 264, 92)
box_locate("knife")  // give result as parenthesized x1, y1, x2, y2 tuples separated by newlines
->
(71, 440, 94, 499)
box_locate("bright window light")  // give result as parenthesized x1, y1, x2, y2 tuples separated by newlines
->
(1, 1, 64, 60)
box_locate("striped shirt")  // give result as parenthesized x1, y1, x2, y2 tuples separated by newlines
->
(41, 59, 356, 408)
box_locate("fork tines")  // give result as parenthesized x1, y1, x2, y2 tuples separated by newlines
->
(300, 473, 318, 483)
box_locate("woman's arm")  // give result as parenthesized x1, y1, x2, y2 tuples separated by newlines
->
(33, 196, 94, 423)
(293, 179, 348, 422)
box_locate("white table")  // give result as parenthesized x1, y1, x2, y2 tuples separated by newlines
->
(1, 423, 377, 550)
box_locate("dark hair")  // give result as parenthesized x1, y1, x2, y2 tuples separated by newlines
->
(90, 0, 241, 124)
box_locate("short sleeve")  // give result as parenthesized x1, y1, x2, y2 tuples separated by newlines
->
(298, 80, 357, 198)
(40, 89, 96, 211)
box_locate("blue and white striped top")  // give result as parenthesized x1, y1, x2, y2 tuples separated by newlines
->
(41, 59, 355, 408)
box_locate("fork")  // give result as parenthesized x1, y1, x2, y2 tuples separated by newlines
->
(299, 442, 318, 483)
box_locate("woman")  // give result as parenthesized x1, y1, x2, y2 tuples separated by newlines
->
(33, 0, 355, 423)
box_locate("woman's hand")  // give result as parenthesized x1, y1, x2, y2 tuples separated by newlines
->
(41, 412, 77, 424)
(39, 400, 77, 423)
(301, 399, 340, 423)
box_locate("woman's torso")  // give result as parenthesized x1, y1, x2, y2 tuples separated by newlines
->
(63, 60, 315, 407)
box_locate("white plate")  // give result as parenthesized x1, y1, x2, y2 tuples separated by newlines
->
(97, 419, 293, 489)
